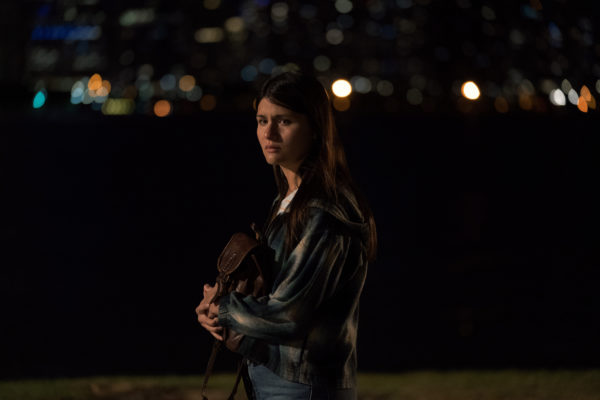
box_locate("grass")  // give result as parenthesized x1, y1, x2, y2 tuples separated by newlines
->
(1, 370, 600, 400)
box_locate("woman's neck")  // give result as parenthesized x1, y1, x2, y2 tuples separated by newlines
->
(281, 165, 301, 196)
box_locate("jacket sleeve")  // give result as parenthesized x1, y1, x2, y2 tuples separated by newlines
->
(217, 208, 352, 342)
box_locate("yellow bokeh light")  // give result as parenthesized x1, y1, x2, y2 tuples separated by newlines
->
(224, 16, 245, 33)
(461, 81, 480, 100)
(331, 79, 352, 98)
(102, 99, 135, 115)
(333, 97, 351, 111)
(88, 73, 102, 91)
(154, 100, 171, 117)
(179, 75, 196, 92)
(577, 96, 588, 113)
(200, 94, 217, 111)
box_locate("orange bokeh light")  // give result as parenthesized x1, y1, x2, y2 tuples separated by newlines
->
(581, 85, 592, 102)
(88, 73, 102, 91)
(332, 97, 351, 111)
(154, 100, 172, 117)
(577, 96, 588, 113)
(179, 75, 196, 92)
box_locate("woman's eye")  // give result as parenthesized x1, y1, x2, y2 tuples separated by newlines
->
(280, 119, 291, 125)
(257, 119, 267, 125)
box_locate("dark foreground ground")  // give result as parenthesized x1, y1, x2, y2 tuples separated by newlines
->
(2, 370, 600, 400)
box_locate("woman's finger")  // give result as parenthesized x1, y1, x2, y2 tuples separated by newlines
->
(206, 326, 224, 341)
(205, 324, 223, 334)
(202, 322, 224, 341)
(200, 316, 220, 327)
(197, 313, 212, 324)
(195, 302, 209, 314)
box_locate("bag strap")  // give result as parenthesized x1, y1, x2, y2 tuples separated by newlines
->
(201, 342, 250, 400)
(227, 357, 247, 400)
(217, 232, 259, 275)
(201, 339, 222, 400)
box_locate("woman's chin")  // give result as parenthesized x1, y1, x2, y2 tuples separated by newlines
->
(263, 154, 281, 165)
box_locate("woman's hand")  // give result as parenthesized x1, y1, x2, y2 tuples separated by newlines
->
(195, 283, 223, 341)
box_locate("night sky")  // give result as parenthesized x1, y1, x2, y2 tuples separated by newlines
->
(1, 0, 600, 379)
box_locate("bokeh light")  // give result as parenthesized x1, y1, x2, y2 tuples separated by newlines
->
(580, 86, 592, 102)
(461, 81, 481, 100)
(194, 27, 224, 43)
(186, 86, 203, 102)
(351, 76, 372, 94)
(494, 96, 509, 113)
(88, 73, 102, 91)
(518, 94, 533, 110)
(17, 1, 600, 117)
(271, 2, 289, 23)
(200, 94, 217, 111)
(577, 96, 588, 113)
(326, 29, 344, 45)
(153, 100, 171, 117)
(96, 80, 111, 97)
(335, 0, 353, 14)
(561, 79, 572, 94)
(313, 55, 331, 72)
(549, 89, 566, 106)
(224, 16, 245, 33)
(241, 65, 258, 82)
(160, 74, 176, 91)
(102, 98, 135, 115)
(376, 80, 394, 96)
(331, 79, 352, 97)
(258, 58, 276, 74)
(567, 89, 579, 105)
(179, 75, 196, 92)
(203, 0, 221, 10)
(333, 97, 351, 111)
(32, 90, 47, 109)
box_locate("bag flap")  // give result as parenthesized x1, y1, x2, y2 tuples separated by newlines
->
(217, 232, 259, 275)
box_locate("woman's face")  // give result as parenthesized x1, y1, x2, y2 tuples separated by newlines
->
(256, 98, 313, 171)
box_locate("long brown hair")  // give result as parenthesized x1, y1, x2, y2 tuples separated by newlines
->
(256, 71, 377, 262)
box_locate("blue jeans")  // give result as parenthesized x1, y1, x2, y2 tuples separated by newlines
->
(247, 362, 357, 400)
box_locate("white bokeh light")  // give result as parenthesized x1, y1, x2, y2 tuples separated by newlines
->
(549, 89, 566, 106)
(332, 79, 352, 97)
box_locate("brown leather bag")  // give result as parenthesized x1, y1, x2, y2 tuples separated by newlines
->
(212, 230, 272, 352)
(201, 224, 272, 400)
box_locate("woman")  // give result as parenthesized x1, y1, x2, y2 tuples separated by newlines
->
(196, 71, 377, 400)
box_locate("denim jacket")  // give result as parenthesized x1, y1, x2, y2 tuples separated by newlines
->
(218, 187, 370, 388)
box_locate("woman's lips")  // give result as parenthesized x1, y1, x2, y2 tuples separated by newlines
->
(265, 146, 281, 153)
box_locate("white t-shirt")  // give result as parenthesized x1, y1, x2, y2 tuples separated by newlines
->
(277, 188, 298, 215)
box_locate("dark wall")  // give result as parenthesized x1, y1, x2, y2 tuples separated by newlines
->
(1, 109, 599, 378)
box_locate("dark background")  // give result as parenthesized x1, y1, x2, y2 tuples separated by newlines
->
(1, 0, 599, 379)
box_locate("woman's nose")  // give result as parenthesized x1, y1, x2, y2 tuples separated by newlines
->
(264, 122, 278, 139)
